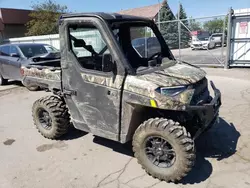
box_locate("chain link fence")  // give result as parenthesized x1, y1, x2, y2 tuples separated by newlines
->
(156, 12, 229, 67)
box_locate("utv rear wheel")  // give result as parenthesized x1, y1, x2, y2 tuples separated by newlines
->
(32, 95, 70, 139)
(133, 118, 195, 182)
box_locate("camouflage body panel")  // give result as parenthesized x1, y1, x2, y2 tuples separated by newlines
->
(81, 63, 206, 110)
(138, 63, 206, 87)
(22, 62, 205, 111)
(22, 66, 61, 81)
(21, 66, 61, 91)
(81, 73, 124, 89)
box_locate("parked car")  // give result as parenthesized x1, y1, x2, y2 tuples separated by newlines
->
(210, 33, 227, 47)
(132, 37, 161, 58)
(0, 43, 59, 90)
(190, 35, 216, 50)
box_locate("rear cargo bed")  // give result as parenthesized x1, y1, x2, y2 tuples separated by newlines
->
(21, 60, 62, 91)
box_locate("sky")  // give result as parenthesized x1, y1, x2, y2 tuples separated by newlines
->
(0, 0, 250, 18)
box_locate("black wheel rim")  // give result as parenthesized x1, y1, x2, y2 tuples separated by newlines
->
(37, 108, 52, 130)
(144, 136, 176, 168)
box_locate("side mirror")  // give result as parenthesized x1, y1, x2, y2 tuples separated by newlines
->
(10, 53, 20, 58)
(102, 54, 114, 72)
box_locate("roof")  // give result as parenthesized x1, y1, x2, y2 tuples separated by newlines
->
(0, 43, 51, 47)
(234, 8, 250, 16)
(0, 8, 31, 24)
(61, 12, 150, 21)
(118, 4, 161, 19)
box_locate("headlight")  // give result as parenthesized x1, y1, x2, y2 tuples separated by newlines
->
(155, 86, 187, 97)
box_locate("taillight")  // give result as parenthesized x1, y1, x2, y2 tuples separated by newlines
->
(20, 67, 24, 76)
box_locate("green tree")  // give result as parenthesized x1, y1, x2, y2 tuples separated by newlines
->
(157, 0, 178, 49)
(188, 17, 202, 31)
(177, 3, 190, 48)
(203, 18, 225, 34)
(26, 0, 68, 36)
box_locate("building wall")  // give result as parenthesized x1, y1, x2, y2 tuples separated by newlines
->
(230, 8, 250, 65)
(2, 24, 27, 39)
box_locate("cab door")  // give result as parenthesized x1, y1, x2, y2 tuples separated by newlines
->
(0, 45, 11, 78)
(8, 45, 22, 80)
(60, 17, 126, 141)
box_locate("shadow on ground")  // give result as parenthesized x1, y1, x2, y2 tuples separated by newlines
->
(93, 118, 240, 185)
(93, 137, 134, 157)
(5, 80, 23, 87)
(180, 118, 240, 184)
(59, 125, 88, 141)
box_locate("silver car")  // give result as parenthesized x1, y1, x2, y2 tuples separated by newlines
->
(0, 43, 58, 88)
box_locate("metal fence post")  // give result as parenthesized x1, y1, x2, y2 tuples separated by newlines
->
(225, 7, 233, 69)
(178, 2, 181, 61)
(221, 15, 226, 64)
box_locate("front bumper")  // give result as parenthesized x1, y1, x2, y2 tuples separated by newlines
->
(191, 44, 209, 49)
(186, 81, 222, 139)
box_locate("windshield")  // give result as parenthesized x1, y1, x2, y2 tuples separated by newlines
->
(197, 36, 209, 41)
(44, 45, 59, 53)
(110, 21, 174, 72)
(19, 44, 58, 58)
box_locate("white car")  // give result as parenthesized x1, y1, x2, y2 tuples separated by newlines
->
(190, 36, 216, 50)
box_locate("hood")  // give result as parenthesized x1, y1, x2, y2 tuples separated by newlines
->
(137, 63, 205, 87)
(192, 40, 209, 45)
(30, 52, 61, 62)
(124, 62, 206, 97)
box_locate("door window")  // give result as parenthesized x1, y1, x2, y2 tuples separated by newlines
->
(130, 26, 160, 58)
(68, 25, 113, 72)
(10, 46, 19, 56)
(0, 46, 10, 56)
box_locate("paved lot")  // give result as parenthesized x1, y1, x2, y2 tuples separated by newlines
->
(0, 81, 21, 92)
(0, 68, 250, 188)
(171, 47, 226, 65)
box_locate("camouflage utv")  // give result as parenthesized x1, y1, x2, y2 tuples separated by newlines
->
(21, 13, 221, 182)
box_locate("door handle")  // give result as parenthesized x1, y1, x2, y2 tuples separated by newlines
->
(107, 90, 117, 98)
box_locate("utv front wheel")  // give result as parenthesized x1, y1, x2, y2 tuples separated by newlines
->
(32, 95, 70, 139)
(133, 118, 195, 182)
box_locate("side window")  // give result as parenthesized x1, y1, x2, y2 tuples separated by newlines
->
(69, 25, 113, 72)
(10, 46, 19, 55)
(0, 46, 10, 56)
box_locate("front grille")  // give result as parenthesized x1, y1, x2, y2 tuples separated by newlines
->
(190, 78, 210, 105)
(193, 44, 202, 47)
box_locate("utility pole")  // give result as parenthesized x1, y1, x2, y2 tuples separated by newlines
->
(178, 2, 181, 60)
(158, 0, 161, 31)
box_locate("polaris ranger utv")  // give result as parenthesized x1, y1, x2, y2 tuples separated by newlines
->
(21, 13, 221, 182)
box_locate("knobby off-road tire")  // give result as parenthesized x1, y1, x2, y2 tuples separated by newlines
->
(32, 95, 70, 139)
(132, 118, 195, 182)
(0, 73, 8, 85)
